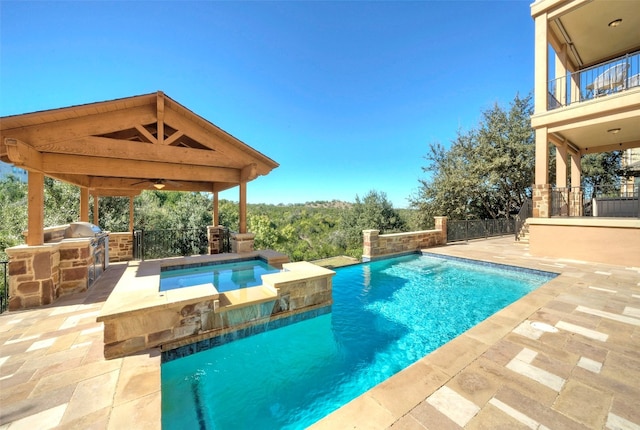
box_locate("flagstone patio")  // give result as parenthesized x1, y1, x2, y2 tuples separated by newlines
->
(1, 237, 639, 429)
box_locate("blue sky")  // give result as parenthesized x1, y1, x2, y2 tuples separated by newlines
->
(0, 1, 534, 208)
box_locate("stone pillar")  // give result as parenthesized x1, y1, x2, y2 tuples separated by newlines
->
(231, 232, 255, 253)
(362, 229, 380, 261)
(533, 184, 551, 218)
(6, 244, 60, 310)
(434, 216, 448, 244)
(207, 225, 225, 254)
(108, 232, 134, 262)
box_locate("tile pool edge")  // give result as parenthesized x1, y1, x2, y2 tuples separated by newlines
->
(421, 251, 560, 279)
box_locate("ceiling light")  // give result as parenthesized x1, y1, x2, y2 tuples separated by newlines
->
(153, 181, 165, 189)
(607, 128, 621, 134)
(608, 19, 622, 27)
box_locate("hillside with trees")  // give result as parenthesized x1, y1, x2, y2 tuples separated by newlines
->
(0, 180, 410, 261)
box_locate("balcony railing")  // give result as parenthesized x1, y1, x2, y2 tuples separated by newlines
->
(551, 185, 639, 218)
(548, 50, 640, 110)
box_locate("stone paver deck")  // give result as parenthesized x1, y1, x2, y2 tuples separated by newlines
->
(1, 237, 639, 429)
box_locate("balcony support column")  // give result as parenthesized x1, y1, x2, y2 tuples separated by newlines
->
(556, 143, 568, 188)
(534, 11, 548, 114)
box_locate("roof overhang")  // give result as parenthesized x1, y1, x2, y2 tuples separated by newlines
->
(0, 91, 279, 194)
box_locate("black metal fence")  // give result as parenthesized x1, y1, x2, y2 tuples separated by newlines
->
(133, 228, 231, 260)
(551, 185, 639, 218)
(447, 218, 516, 243)
(1, 261, 8, 314)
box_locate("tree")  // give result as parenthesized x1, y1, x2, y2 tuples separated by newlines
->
(341, 190, 406, 256)
(411, 93, 535, 222)
(0, 175, 27, 259)
(581, 151, 622, 199)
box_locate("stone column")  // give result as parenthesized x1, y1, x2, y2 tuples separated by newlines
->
(434, 216, 448, 244)
(6, 244, 60, 310)
(231, 232, 255, 253)
(207, 225, 225, 254)
(362, 230, 380, 261)
(533, 184, 551, 218)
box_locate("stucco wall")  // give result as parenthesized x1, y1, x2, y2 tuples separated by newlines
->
(529, 219, 640, 266)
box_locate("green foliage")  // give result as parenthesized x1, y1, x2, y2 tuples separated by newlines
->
(411, 93, 535, 221)
(581, 151, 622, 199)
(0, 175, 27, 259)
(340, 190, 406, 256)
(44, 177, 80, 225)
(0, 176, 410, 262)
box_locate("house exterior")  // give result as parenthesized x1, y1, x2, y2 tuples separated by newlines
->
(528, 0, 640, 266)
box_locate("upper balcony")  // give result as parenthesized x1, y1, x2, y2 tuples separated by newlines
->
(548, 50, 640, 110)
(531, 0, 640, 154)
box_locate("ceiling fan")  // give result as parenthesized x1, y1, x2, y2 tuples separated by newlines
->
(130, 179, 181, 190)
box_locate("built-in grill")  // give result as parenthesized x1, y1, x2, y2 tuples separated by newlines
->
(65, 222, 109, 285)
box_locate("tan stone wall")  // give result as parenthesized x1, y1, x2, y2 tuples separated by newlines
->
(58, 240, 92, 296)
(7, 238, 97, 310)
(363, 217, 447, 260)
(108, 232, 133, 262)
(6, 244, 59, 310)
(533, 184, 550, 218)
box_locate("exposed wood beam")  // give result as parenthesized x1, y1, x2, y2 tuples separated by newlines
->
(37, 153, 242, 182)
(163, 130, 184, 146)
(90, 189, 141, 197)
(36, 136, 239, 168)
(46, 173, 91, 188)
(88, 177, 215, 192)
(157, 92, 165, 145)
(4, 138, 43, 170)
(134, 124, 158, 144)
(5, 140, 240, 183)
(2, 105, 157, 146)
(241, 163, 258, 182)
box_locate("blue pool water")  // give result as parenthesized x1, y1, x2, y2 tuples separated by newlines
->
(161, 254, 555, 429)
(159, 259, 280, 292)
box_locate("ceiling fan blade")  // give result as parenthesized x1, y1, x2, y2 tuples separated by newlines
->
(130, 180, 151, 186)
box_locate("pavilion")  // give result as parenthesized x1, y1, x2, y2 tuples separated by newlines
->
(0, 91, 279, 309)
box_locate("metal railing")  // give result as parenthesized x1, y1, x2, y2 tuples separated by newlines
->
(550, 185, 639, 218)
(548, 50, 640, 109)
(515, 199, 532, 241)
(447, 218, 515, 243)
(1, 260, 8, 314)
(133, 227, 231, 260)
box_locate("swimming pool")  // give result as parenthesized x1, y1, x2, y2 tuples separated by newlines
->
(161, 253, 555, 429)
(159, 258, 280, 292)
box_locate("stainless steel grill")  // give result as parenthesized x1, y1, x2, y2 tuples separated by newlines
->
(65, 222, 104, 238)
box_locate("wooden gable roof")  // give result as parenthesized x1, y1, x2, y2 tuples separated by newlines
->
(0, 91, 278, 194)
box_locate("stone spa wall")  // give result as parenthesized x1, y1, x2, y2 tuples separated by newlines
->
(97, 255, 334, 359)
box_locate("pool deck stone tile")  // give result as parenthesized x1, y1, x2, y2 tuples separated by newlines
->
(1, 237, 640, 429)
